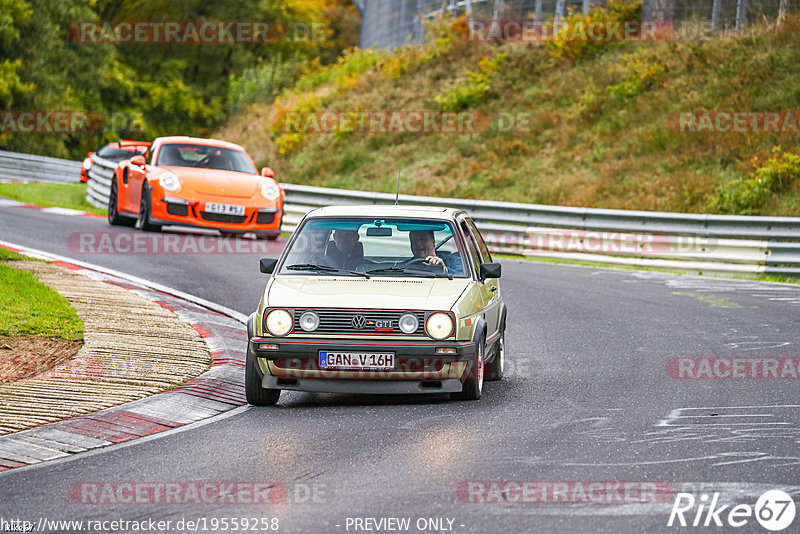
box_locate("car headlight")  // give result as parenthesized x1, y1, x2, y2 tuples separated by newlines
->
(399, 313, 419, 334)
(82, 157, 93, 171)
(159, 171, 181, 192)
(299, 311, 319, 332)
(265, 309, 293, 337)
(261, 181, 281, 201)
(425, 312, 453, 340)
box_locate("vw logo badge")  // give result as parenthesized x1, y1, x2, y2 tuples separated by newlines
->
(351, 315, 367, 329)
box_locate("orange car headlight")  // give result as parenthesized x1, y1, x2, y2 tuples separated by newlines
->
(159, 171, 181, 192)
(261, 181, 281, 201)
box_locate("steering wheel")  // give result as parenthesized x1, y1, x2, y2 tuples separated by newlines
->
(193, 155, 211, 168)
(401, 256, 445, 273)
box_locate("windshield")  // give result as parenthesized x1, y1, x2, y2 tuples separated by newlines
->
(278, 217, 469, 278)
(155, 143, 257, 174)
(97, 145, 147, 162)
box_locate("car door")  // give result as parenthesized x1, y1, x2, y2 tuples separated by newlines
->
(458, 216, 501, 342)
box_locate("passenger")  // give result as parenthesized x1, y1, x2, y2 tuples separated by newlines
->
(325, 229, 364, 269)
(408, 230, 463, 275)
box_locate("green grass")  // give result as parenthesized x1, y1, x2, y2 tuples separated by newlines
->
(0, 248, 28, 261)
(219, 12, 800, 216)
(0, 183, 105, 215)
(0, 258, 84, 341)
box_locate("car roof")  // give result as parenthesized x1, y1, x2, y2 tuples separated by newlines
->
(153, 136, 247, 152)
(305, 204, 466, 219)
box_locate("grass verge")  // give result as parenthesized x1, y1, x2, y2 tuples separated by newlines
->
(0, 183, 105, 215)
(0, 252, 84, 341)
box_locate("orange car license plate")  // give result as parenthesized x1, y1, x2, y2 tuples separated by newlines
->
(205, 202, 245, 216)
(319, 352, 395, 370)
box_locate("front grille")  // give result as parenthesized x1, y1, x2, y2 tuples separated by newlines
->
(166, 203, 188, 216)
(256, 211, 275, 224)
(293, 309, 425, 335)
(200, 212, 247, 224)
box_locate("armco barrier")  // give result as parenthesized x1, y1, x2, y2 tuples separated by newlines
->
(0, 150, 81, 184)
(0, 150, 798, 278)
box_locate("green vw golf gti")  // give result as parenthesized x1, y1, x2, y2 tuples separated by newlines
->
(246, 205, 506, 405)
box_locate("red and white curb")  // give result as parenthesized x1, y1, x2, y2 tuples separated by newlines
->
(0, 242, 249, 471)
(0, 197, 103, 219)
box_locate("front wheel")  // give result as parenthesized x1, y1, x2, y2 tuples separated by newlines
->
(452, 333, 484, 401)
(485, 329, 505, 381)
(137, 183, 162, 232)
(245, 347, 280, 406)
(107, 177, 136, 227)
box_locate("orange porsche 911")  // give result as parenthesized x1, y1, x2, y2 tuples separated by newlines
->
(108, 136, 284, 239)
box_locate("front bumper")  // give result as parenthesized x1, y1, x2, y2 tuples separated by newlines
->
(249, 337, 477, 386)
(150, 194, 282, 233)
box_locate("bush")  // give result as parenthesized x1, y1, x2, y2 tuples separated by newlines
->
(435, 53, 506, 111)
(548, 0, 643, 61)
(228, 57, 302, 111)
(606, 52, 665, 99)
(707, 148, 800, 214)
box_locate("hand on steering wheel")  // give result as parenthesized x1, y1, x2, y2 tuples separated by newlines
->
(403, 256, 446, 273)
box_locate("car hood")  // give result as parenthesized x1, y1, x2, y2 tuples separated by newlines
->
(158, 166, 262, 198)
(267, 276, 471, 310)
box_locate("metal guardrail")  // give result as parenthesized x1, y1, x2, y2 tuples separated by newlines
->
(0, 150, 798, 278)
(277, 184, 800, 277)
(0, 150, 81, 184)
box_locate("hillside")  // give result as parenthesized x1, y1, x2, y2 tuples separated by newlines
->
(217, 5, 800, 216)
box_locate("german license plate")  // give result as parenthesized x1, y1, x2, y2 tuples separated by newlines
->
(319, 351, 395, 370)
(205, 202, 245, 216)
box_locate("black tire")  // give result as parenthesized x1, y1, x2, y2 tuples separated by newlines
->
(452, 332, 485, 401)
(137, 183, 162, 232)
(266, 234, 279, 241)
(245, 346, 280, 406)
(107, 177, 136, 227)
(485, 328, 505, 381)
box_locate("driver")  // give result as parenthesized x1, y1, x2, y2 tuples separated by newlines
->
(408, 230, 463, 275)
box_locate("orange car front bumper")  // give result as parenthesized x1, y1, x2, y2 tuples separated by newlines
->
(150, 195, 283, 236)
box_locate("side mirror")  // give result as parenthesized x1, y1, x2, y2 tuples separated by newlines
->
(261, 167, 275, 178)
(260, 258, 278, 274)
(130, 155, 146, 167)
(479, 262, 501, 281)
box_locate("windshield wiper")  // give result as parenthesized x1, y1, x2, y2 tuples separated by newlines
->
(366, 267, 452, 280)
(286, 264, 370, 278)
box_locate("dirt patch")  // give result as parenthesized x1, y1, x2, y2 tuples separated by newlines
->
(0, 334, 83, 383)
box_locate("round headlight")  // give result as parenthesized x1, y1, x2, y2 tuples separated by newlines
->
(261, 181, 280, 201)
(299, 311, 320, 332)
(399, 312, 419, 334)
(159, 171, 181, 192)
(82, 157, 93, 171)
(425, 312, 453, 340)
(265, 309, 292, 337)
